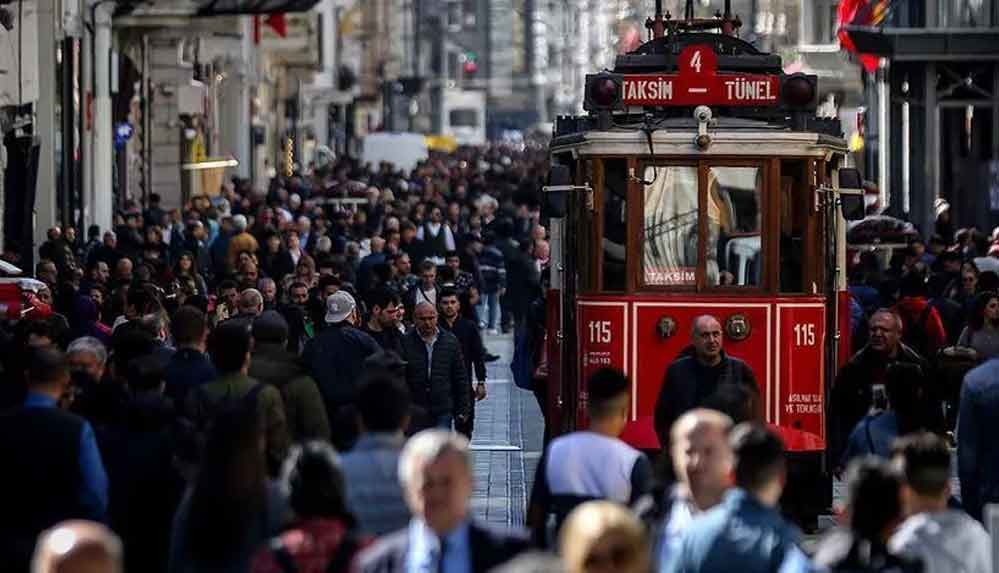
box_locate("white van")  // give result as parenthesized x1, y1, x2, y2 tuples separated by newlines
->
(442, 90, 486, 146)
(361, 132, 429, 173)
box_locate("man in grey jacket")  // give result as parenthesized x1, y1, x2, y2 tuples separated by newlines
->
(401, 302, 470, 430)
(891, 432, 991, 573)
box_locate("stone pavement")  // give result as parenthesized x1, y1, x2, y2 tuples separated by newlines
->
(468, 332, 545, 528)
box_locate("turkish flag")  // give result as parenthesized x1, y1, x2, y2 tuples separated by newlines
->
(838, 0, 888, 73)
(265, 13, 287, 38)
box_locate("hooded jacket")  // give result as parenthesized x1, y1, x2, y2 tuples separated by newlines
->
(893, 297, 948, 358)
(249, 342, 331, 443)
(889, 510, 991, 573)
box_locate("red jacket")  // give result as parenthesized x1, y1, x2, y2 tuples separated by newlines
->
(893, 297, 947, 359)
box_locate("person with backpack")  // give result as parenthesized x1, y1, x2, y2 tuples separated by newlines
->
(169, 404, 289, 573)
(893, 271, 948, 361)
(813, 457, 922, 573)
(251, 441, 367, 573)
(185, 321, 291, 477)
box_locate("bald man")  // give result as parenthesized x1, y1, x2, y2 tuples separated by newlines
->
(659, 409, 735, 567)
(32, 520, 123, 573)
(654, 315, 759, 451)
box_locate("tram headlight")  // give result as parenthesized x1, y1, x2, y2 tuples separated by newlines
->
(780, 73, 818, 112)
(584, 73, 624, 112)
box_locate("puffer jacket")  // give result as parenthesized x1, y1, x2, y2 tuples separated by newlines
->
(400, 329, 470, 419)
(890, 510, 991, 573)
(249, 342, 331, 443)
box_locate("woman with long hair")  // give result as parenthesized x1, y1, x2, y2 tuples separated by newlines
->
(173, 251, 208, 296)
(169, 405, 288, 573)
(251, 442, 364, 573)
(559, 501, 649, 573)
(957, 291, 999, 361)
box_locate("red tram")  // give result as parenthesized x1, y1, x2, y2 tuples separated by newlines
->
(542, 0, 865, 518)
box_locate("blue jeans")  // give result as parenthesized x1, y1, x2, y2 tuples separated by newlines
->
(435, 415, 454, 430)
(477, 291, 500, 329)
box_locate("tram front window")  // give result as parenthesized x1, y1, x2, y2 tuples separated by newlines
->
(643, 165, 699, 286)
(707, 167, 763, 287)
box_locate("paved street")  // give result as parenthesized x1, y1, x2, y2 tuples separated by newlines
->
(469, 332, 544, 527)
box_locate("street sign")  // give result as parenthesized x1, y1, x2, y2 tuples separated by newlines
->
(620, 45, 781, 107)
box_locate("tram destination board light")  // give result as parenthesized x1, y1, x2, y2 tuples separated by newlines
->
(584, 73, 624, 111)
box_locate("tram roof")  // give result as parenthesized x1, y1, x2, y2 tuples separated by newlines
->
(551, 116, 848, 158)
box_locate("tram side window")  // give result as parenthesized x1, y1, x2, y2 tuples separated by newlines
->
(780, 160, 808, 292)
(708, 167, 763, 287)
(643, 165, 699, 286)
(602, 159, 628, 291)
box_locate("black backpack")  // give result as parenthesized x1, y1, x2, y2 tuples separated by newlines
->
(180, 382, 267, 463)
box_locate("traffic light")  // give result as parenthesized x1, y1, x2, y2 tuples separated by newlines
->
(462, 52, 478, 76)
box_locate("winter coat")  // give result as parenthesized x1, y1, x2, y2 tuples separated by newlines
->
(830, 345, 929, 464)
(654, 352, 759, 450)
(249, 342, 331, 443)
(400, 328, 470, 419)
(890, 510, 991, 573)
(958, 358, 999, 520)
(302, 324, 380, 414)
(478, 246, 507, 294)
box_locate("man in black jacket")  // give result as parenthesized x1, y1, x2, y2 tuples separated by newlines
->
(356, 430, 529, 573)
(401, 302, 470, 430)
(830, 309, 931, 466)
(303, 291, 380, 448)
(363, 288, 405, 356)
(438, 288, 486, 438)
(654, 315, 760, 451)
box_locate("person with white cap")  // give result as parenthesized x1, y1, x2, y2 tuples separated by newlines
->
(226, 214, 259, 273)
(303, 290, 380, 450)
(935, 198, 954, 244)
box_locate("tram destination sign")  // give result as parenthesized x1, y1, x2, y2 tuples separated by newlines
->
(622, 45, 780, 107)
(621, 73, 780, 106)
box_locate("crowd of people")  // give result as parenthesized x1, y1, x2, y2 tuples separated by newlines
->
(2, 140, 999, 573)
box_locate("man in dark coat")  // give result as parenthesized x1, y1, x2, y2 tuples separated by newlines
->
(400, 302, 471, 430)
(0, 348, 109, 571)
(249, 311, 330, 443)
(303, 290, 380, 449)
(438, 288, 486, 438)
(355, 430, 529, 573)
(654, 315, 760, 451)
(831, 309, 931, 467)
(363, 288, 405, 356)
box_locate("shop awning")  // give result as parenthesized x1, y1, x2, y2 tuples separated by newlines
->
(844, 26, 999, 61)
(196, 0, 318, 16)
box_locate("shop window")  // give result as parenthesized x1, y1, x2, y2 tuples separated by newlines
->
(643, 165, 699, 286)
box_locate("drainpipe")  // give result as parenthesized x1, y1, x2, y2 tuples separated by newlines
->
(92, 0, 114, 233)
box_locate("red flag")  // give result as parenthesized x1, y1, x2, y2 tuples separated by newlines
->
(838, 0, 890, 73)
(265, 13, 287, 38)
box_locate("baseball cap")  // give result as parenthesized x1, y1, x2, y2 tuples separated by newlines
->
(324, 291, 356, 324)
